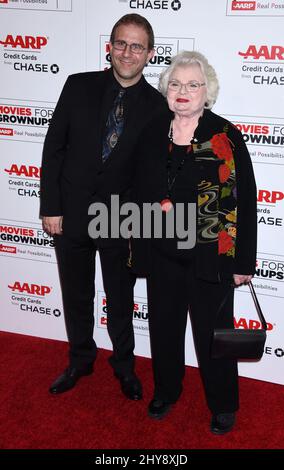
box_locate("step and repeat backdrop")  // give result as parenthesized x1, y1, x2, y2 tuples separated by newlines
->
(0, 0, 283, 384)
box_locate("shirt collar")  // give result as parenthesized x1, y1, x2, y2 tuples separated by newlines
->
(109, 67, 146, 97)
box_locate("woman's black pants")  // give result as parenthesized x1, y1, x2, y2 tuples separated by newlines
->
(147, 246, 239, 414)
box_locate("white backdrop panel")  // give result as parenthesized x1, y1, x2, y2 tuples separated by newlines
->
(0, 0, 283, 385)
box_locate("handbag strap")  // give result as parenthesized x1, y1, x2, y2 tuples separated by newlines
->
(216, 281, 267, 331)
(248, 281, 267, 330)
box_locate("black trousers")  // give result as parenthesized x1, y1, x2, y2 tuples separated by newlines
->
(54, 231, 136, 376)
(147, 246, 239, 414)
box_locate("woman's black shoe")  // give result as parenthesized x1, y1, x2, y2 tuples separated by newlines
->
(210, 412, 236, 434)
(114, 373, 143, 400)
(148, 399, 172, 420)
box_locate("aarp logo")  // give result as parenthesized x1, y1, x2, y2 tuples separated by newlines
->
(239, 45, 284, 61)
(8, 281, 52, 297)
(0, 34, 48, 49)
(231, 1, 256, 10)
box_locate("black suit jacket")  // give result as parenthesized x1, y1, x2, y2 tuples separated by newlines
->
(40, 68, 165, 238)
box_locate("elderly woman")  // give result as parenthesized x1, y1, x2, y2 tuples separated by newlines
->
(131, 51, 257, 433)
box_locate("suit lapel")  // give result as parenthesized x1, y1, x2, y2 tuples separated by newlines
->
(85, 70, 111, 170)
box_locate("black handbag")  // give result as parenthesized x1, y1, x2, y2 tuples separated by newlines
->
(211, 282, 267, 360)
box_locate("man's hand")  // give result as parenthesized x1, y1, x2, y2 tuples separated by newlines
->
(43, 216, 63, 236)
(233, 274, 253, 286)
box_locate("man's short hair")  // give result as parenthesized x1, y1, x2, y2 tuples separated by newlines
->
(110, 13, 154, 51)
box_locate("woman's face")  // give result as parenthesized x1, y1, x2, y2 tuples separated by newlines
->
(166, 64, 207, 118)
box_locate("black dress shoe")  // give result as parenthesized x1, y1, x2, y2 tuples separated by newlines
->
(49, 365, 93, 395)
(210, 412, 236, 435)
(115, 373, 142, 400)
(148, 399, 172, 420)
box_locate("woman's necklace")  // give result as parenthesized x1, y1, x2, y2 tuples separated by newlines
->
(160, 120, 193, 213)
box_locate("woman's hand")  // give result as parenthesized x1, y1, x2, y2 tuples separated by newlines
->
(233, 274, 253, 286)
(43, 216, 63, 235)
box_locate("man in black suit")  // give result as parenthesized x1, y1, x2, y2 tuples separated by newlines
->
(40, 14, 165, 398)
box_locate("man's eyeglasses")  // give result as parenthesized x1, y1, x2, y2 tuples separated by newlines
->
(112, 40, 147, 55)
(168, 80, 206, 93)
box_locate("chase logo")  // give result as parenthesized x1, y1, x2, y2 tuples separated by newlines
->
(50, 64, 59, 74)
(171, 0, 181, 11)
(128, 0, 182, 11)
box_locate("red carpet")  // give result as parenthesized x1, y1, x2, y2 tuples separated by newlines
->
(0, 331, 283, 450)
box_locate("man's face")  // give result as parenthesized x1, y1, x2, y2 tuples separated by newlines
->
(109, 24, 154, 87)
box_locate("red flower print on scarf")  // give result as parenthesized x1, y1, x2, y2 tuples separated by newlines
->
(219, 163, 231, 183)
(211, 133, 233, 161)
(218, 230, 234, 254)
